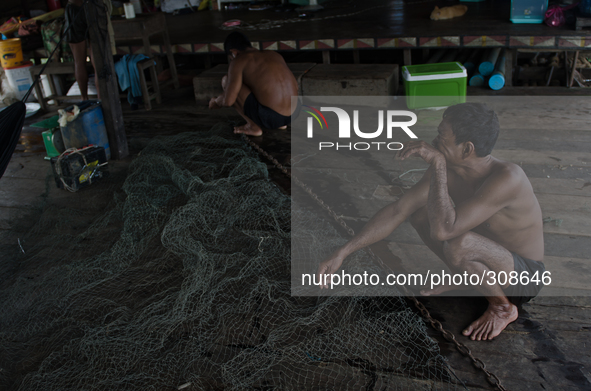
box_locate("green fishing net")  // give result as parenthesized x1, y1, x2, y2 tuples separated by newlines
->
(0, 123, 458, 390)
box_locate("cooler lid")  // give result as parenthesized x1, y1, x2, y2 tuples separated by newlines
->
(403, 62, 467, 81)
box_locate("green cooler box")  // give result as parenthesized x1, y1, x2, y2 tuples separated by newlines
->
(402, 62, 467, 109)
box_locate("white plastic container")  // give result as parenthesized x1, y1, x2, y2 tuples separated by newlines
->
(4, 61, 36, 101)
(124, 2, 136, 19)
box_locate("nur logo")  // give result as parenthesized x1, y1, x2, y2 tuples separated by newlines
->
(303, 105, 329, 130)
(305, 107, 418, 139)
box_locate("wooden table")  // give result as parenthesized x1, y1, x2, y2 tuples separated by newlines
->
(111, 13, 179, 89)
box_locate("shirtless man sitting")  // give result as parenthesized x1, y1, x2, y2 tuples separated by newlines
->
(316, 103, 545, 341)
(208, 32, 300, 136)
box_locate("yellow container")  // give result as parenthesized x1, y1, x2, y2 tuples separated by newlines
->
(0, 38, 24, 69)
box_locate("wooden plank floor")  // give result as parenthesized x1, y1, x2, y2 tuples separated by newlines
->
(1, 87, 590, 390)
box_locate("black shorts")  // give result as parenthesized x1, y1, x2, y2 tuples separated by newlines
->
(503, 253, 546, 306)
(64, 3, 88, 44)
(243, 93, 300, 130)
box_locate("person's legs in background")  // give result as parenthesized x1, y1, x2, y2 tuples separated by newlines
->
(88, 42, 100, 100)
(69, 40, 89, 101)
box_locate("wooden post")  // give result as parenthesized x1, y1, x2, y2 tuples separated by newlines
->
(505, 49, 515, 87)
(564, 51, 569, 87)
(353, 49, 360, 64)
(85, 0, 128, 159)
(403, 49, 412, 66)
(569, 50, 579, 88)
(162, 25, 180, 89)
(20, 0, 31, 18)
(322, 50, 330, 64)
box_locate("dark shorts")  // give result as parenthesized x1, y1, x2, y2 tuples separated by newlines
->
(243, 93, 300, 130)
(64, 3, 88, 44)
(503, 253, 546, 306)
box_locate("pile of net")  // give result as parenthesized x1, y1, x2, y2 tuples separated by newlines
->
(0, 123, 458, 390)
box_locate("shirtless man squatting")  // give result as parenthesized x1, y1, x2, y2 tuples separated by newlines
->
(208, 32, 300, 136)
(316, 103, 546, 341)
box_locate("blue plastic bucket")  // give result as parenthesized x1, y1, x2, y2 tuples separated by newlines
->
(60, 101, 111, 160)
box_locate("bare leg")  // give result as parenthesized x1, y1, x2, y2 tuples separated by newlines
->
(410, 206, 468, 295)
(411, 207, 518, 340)
(88, 42, 100, 100)
(69, 41, 89, 101)
(443, 232, 518, 341)
(221, 75, 262, 136)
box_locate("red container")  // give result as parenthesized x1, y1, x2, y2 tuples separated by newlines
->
(47, 0, 62, 11)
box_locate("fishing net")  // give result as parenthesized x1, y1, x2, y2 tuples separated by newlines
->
(0, 123, 459, 390)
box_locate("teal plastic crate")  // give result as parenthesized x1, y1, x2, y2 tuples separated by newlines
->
(402, 62, 467, 109)
(510, 0, 548, 23)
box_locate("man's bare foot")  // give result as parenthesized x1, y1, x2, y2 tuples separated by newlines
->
(234, 123, 263, 136)
(278, 125, 287, 130)
(420, 283, 470, 296)
(462, 303, 518, 341)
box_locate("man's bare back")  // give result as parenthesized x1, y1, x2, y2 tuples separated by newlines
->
(209, 33, 299, 136)
(237, 51, 298, 117)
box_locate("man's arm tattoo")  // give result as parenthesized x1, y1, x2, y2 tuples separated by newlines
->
(428, 159, 456, 240)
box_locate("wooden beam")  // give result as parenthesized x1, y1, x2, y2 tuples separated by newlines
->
(84, 0, 128, 160)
